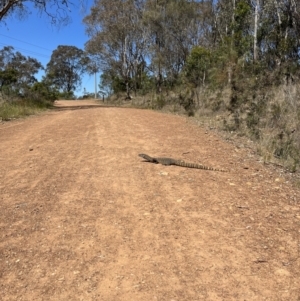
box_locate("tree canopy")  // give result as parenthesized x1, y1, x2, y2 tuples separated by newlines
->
(45, 45, 90, 93)
(83, 0, 300, 96)
(0, 46, 43, 96)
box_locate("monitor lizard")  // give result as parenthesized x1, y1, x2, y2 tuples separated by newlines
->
(138, 154, 226, 172)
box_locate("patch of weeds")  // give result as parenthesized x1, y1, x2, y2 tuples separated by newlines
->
(178, 93, 195, 116)
(270, 103, 282, 126)
(246, 99, 268, 140)
(223, 112, 240, 132)
(155, 95, 166, 109)
(246, 112, 260, 139)
(211, 98, 223, 112)
(269, 101, 289, 129)
(0, 100, 49, 120)
(272, 132, 300, 172)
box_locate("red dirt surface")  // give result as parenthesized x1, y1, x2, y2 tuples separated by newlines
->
(1, 100, 300, 301)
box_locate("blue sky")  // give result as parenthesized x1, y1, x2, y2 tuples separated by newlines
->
(0, 1, 98, 96)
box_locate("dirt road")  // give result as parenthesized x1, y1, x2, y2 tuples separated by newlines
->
(1, 100, 299, 300)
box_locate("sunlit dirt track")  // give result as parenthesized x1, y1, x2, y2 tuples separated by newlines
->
(1, 100, 299, 300)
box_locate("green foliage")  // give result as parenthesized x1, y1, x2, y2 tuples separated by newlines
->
(0, 71, 57, 120)
(55, 91, 76, 100)
(29, 82, 58, 102)
(138, 72, 155, 95)
(209, 43, 238, 89)
(0, 68, 18, 90)
(234, 1, 250, 23)
(99, 68, 156, 97)
(231, 1, 251, 57)
(45, 45, 90, 93)
(100, 71, 127, 95)
(0, 46, 43, 98)
(185, 46, 211, 87)
(155, 95, 166, 109)
(178, 90, 195, 116)
(78, 92, 97, 100)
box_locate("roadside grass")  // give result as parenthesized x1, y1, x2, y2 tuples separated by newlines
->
(0, 99, 52, 121)
(190, 85, 300, 172)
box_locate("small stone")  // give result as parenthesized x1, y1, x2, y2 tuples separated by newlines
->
(275, 178, 284, 183)
(275, 269, 290, 277)
(160, 171, 168, 176)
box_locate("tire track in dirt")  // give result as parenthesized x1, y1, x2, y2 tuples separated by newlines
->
(0, 100, 300, 300)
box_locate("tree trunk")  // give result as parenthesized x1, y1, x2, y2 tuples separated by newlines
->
(228, 0, 236, 85)
(253, 0, 259, 62)
(232, 0, 236, 37)
(125, 81, 131, 100)
(228, 64, 232, 85)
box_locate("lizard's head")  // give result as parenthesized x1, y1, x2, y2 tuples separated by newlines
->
(138, 154, 147, 158)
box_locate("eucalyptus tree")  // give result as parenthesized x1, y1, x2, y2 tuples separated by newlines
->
(84, 0, 148, 99)
(258, 0, 300, 67)
(0, 46, 43, 96)
(144, 0, 209, 90)
(10, 51, 43, 88)
(45, 45, 90, 93)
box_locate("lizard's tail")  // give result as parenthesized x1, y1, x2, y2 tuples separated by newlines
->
(177, 161, 226, 172)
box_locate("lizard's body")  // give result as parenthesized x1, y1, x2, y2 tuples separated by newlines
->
(138, 154, 226, 172)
